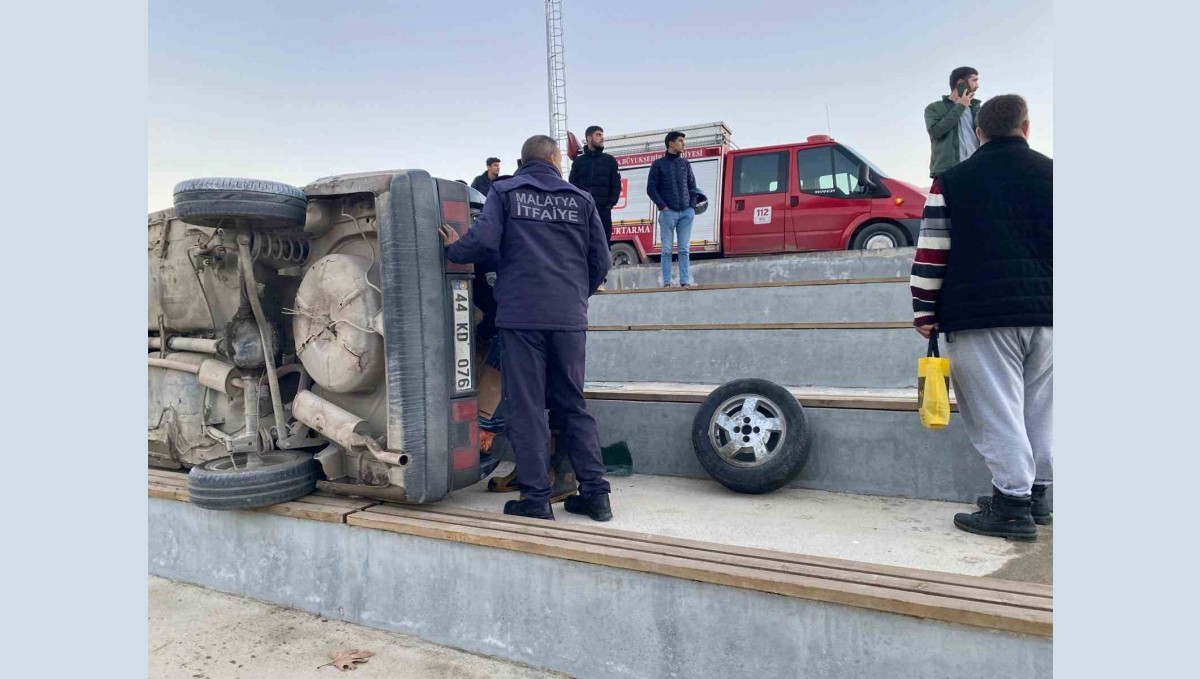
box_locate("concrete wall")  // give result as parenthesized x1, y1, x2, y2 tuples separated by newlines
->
(589, 281, 911, 326)
(150, 498, 1050, 679)
(589, 399, 989, 503)
(607, 247, 915, 290)
(586, 328, 926, 389)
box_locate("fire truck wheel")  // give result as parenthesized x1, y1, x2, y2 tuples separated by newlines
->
(850, 222, 908, 250)
(610, 243, 639, 267)
(173, 177, 308, 231)
(187, 451, 321, 510)
(691, 378, 811, 494)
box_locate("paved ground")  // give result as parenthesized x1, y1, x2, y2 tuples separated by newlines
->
(149, 576, 566, 679)
(443, 465, 1052, 584)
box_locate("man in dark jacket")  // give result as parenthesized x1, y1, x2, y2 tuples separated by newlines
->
(440, 135, 613, 522)
(568, 125, 622, 245)
(471, 157, 501, 196)
(910, 94, 1052, 541)
(925, 67, 983, 178)
(646, 131, 700, 287)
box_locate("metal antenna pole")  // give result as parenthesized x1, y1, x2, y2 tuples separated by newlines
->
(545, 0, 569, 169)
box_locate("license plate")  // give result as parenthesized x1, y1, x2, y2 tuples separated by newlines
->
(450, 279, 473, 394)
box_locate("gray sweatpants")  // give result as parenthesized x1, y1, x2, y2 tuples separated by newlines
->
(945, 327, 1053, 497)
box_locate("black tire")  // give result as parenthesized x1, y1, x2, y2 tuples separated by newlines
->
(187, 451, 321, 510)
(850, 222, 908, 250)
(691, 378, 811, 494)
(173, 177, 307, 231)
(610, 242, 639, 267)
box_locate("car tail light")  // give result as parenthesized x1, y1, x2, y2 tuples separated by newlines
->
(450, 397, 479, 471)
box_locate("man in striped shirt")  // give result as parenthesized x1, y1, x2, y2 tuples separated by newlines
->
(910, 94, 1053, 541)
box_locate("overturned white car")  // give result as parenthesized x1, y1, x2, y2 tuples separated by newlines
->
(148, 171, 486, 508)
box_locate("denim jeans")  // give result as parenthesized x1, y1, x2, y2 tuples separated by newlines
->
(659, 207, 695, 285)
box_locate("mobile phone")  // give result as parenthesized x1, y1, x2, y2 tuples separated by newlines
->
(955, 80, 969, 96)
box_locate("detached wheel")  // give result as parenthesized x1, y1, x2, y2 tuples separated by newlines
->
(691, 379, 811, 494)
(850, 222, 907, 250)
(188, 451, 321, 510)
(610, 242, 639, 267)
(173, 177, 307, 231)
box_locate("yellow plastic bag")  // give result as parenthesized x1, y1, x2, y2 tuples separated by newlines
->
(917, 332, 951, 430)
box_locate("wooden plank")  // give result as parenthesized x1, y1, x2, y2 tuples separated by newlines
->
(583, 381, 958, 412)
(348, 510, 1051, 637)
(588, 321, 913, 332)
(148, 469, 189, 486)
(148, 482, 189, 502)
(402, 504, 1046, 599)
(255, 499, 367, 524)
(369, 504, 1049, 612)
(596, 277, 909, 296)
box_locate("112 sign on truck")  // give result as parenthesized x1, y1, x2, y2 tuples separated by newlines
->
(600, 122, 928, 267)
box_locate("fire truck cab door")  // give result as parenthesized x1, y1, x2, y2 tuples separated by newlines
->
(723, 150, 790, 254)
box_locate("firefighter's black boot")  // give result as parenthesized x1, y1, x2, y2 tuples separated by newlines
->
(977, 483, 1052, 525)
(564, 493, 613, 522)
(503, 498, 554, 520)
(954, 487, 1037, 541)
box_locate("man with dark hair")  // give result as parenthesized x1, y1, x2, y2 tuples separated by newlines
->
(910, 94, 1052, 541)
(925, 67, 983, 178)
(569, 125, 621, 246)
(646, 131, 700, 287)
(440, 135, 613, 522)
(471, 157, 502, 196)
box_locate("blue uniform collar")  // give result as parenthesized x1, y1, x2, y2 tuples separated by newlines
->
(515, 159, 563, 179)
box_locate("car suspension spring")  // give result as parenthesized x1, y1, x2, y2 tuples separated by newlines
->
(251, 233, 310, 268)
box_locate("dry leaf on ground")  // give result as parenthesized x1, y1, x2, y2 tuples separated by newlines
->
(318, 649, 375, 671)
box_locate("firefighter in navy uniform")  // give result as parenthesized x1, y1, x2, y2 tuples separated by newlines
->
(440, 135, 613, 521)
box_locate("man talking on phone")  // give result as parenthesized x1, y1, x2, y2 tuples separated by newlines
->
(925, 66, 983, 179)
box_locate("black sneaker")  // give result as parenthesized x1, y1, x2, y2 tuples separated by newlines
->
(977, 483, 1052, 525)
(564, 493, 613, 522)
(954, 487, 1037, 541)
(503, 499, 554, 520)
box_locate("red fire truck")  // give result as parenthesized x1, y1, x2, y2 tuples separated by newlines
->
(596, 122, 928, 267)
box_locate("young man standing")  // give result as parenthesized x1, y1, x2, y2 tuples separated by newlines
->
(925, 67, 983, 179)
(910, 94, 1053, 541)
(569, 125, 622, 245)
(646, 131, 700, 287)
(471, 157, 501, 196)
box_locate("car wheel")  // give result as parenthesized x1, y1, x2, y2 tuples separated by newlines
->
(691, 378, 811, 494)
(850, 222, 908, 250)
(188, 451, 321, 510)
(610, 243, 639, 267)
(173, 177, 308, 231)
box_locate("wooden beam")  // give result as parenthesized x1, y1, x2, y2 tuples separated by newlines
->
(583, 381, 958, 412)
(589, 321, 913, 332)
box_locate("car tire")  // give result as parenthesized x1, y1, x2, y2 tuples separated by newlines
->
(187, 451, 321, 510)
(173, 177, 308, 231)
(850, 222, 908, 250)
(691, 378, 811, 494)
(610, 243, 639, 268)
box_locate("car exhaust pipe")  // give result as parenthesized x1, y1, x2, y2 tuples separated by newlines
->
(291, 390, 407, 466)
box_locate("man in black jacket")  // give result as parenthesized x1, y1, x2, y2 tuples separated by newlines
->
(568, 125, 621, 245)
(909, 94, 1052, 541)
(471, 157, 501, 196)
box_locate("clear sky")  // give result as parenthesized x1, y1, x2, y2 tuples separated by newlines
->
(148, 0, 1052, 211)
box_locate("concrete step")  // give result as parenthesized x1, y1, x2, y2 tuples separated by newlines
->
(585, 327, 927, 389)
(590, 278, 911, 326)
(606, 247, 916, 290)
(585, 391, 985, 503)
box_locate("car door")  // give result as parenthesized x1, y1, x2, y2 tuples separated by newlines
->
(724, 150, 790, 254)
(790, 145, 874, 251)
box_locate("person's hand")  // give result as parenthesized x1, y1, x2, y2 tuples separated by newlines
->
(439, 224, 460, 245)
(951, 89, 974, 107)
(915, 323, 939, 339)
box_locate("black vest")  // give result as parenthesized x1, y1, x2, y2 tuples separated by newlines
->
(937, 137, 1053, 332)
